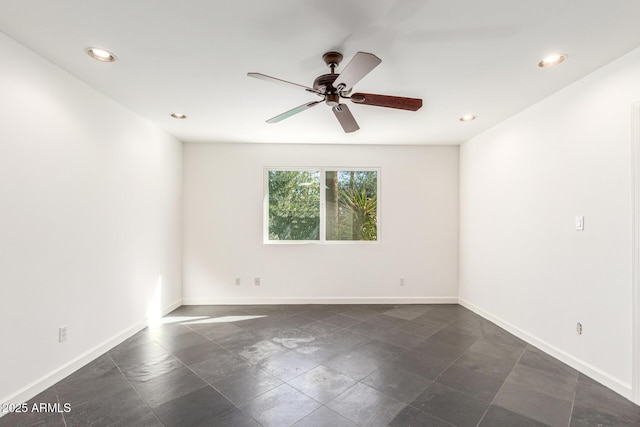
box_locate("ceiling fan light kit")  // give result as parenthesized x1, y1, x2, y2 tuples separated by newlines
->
(248, 51, 423, 133)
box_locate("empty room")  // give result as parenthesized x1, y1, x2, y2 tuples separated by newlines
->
(1, 1, 639, 426)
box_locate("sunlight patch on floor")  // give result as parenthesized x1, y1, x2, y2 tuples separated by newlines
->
(181, 315, 267, 325)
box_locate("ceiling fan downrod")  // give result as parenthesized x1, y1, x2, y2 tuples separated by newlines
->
(322, 51, 343, 74)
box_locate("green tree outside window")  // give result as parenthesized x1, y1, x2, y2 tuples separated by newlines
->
(267, 168, 378, 242)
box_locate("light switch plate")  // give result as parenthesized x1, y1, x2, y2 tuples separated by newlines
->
(575, 216, 584, 231)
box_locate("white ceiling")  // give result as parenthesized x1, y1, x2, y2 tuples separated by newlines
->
(2, 0, 640, 145)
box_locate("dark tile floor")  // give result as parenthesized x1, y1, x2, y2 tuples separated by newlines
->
(2, 304, 639, 426)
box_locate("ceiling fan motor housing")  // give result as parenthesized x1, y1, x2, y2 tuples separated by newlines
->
(313, 74, 338, 93)
(313, 74, 343, 106)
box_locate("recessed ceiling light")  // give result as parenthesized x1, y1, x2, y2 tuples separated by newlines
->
(85, 47, 117, 62)
(171, 113, 187, 119)
(538, 54, 567, 68)
(459, 114, 477, 122)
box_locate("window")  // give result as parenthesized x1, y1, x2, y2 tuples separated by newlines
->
(265, 168, 379, 243)
(267, 169, 321, 241)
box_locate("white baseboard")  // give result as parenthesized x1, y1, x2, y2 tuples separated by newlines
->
(8, 295, 632, 416)
(0, 298, 182, 412)
(458, 298, 634, 403)
(181, 296, 459, 305)
(158, 298, 183, 316)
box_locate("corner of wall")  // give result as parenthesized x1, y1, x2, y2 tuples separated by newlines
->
(0, 298, 182, 412)
(631, 101, 640, 405)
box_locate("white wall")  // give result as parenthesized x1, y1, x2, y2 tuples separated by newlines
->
(0, 33, 183, 404)
(459, 46, 640, 399)
(183, 143, 458, 303)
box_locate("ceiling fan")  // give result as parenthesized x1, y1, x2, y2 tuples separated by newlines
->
(248, 51, 422, 133)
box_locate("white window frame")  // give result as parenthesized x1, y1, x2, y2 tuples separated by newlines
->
(264, 167, 381, 244)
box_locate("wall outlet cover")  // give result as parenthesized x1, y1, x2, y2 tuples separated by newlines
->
(59, 326, 68, 343)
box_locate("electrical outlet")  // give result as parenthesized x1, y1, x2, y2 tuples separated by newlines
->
(235, 277, 241, 286)
(576, 322, 583, 335)
(254, 277, 261, 286)
(400, 277, 405, 286)
(59, 325, 68, 343)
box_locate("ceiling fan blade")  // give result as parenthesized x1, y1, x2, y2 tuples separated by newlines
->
(332, 104, 360, 133)
(351, 92, 423, 111)
(332, 52, 381, 92)
(266, 100, 322, 123)
(247, 72, 322, 95)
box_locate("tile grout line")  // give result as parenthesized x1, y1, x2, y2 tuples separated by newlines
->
(166, 308, 433, 425)
(26, 305, 620, 427)
(383, 317, 461, 420)
(390, 316, 525, 426)
(176, 312, 354, 424)
(383, 311, 489, 425)
(146, 332, 259, 425)
(52, 385, 68, 427)
(566, 382, 578, 427)
(191, 307, 414, 425)
(188, 308, 486, 426)
(474, 345, 528, 426)
(107, 352, 167, 427)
